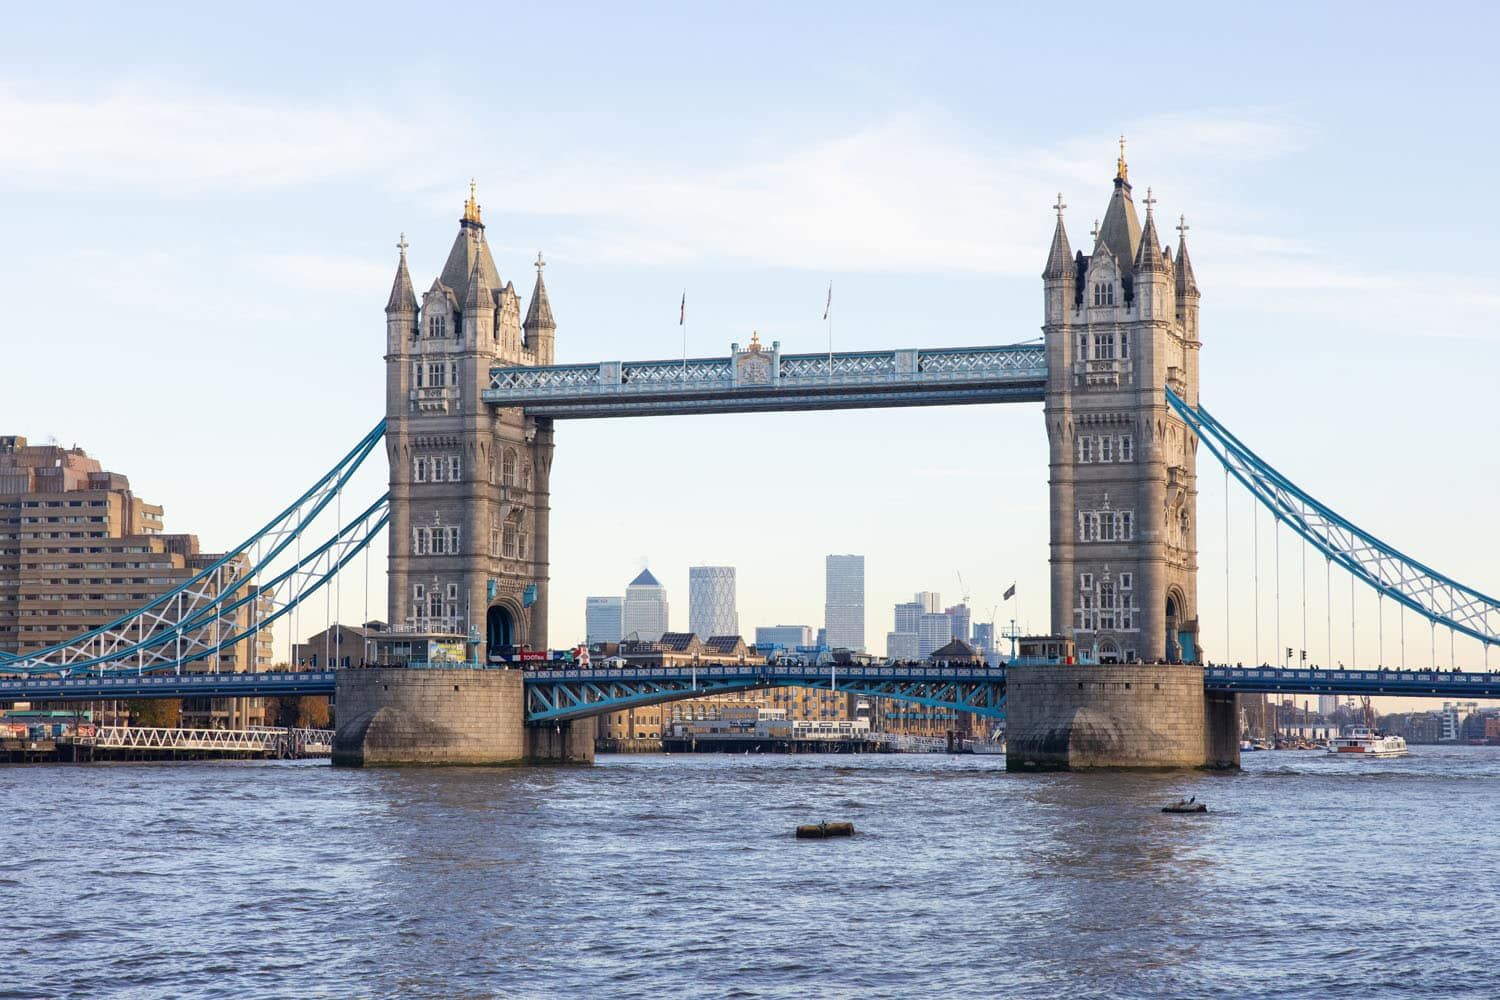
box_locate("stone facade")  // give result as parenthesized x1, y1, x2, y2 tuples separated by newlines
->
(384, 189, 556, 657)
(1005, 663, 1237, 770)
(332, 667, 523, 765)
(1042, 146, 1202, 665)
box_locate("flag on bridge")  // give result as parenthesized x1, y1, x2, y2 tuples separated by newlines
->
(679, 292, 686, 326)
(823, 282, 832, 321)
(1003, 583, 1016, 601)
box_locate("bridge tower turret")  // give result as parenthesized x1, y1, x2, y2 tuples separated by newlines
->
(384, 184, 554, 662)
(1042, 146, 1201, 666)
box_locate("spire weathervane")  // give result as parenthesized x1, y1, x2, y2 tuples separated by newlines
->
(1116, 134, 1128, 182)
(463, 179, 482, 224)
(1053, 192, 1067, 219)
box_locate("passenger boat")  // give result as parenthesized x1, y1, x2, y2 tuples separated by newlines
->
(1326, 725, 1408, 758)
(967, 734, 1006, 755)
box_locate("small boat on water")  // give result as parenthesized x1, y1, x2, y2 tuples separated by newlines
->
(1162, 798, 1207, 814)
(1327, 725, 1408, 758)
(1239, 739, 1258, 752)
(966, 735, 1006, 755)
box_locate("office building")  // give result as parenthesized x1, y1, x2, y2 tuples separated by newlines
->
(622, 568, 668, 641)
(945, 603, 971, 644)
(688, 566, 738, 639)
(972, 622, 996, 662)
(755, 624, 813, 651)
(824, 554, 865, 652)
(918, 612, 953, 658)
(585, 595, 623, 644)
(0, 435, 271, 727)
(886, 631, 920, 661)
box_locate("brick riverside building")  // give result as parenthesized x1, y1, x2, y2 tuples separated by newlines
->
(0, 436, 271, 727)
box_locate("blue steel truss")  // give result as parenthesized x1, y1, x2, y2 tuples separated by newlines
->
(1167, 390, 1499, 648)
(3, 425, 389, 676)
(9, 664, 1500, 711)
(522, 664, 1008, 723)
(483, 343, 1047, 418)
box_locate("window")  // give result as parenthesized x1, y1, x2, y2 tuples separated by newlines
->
(414, 457, 427, 483)
(448, 456, 461, 481)
(1079, 437, 1093, 463)
(1119, 435, 1134, 462)
(502, 449, 518, 487)
(445, 583, 458, 602)
(447, 526, 460, 553)
(1077, 332, 1089, 360)
(1099, 512, 1116, 542)
(1120, 331, 1130, 359)
(412, 361, 423, 388)
(428, 314, 446, 339)
(1120, 572, 1133, 590)
(1092, 282, 1114, 307)
(1100, 436, 1114, 462)
(412, 528, 428, 555)
(449, 361, 459, 387)
(1118, 511, 1133, 540)
(1096, 332, 1116, 360)
(502, 523, 517, 559)
(413, 583, 425, 603)
(1080, 573, 1093, 591)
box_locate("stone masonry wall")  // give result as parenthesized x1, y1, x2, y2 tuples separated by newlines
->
(333, 667, 526, 766)
(1007, 663, 1237, 770)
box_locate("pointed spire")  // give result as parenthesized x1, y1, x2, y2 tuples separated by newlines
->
(1134, 187, 1168, 274)
(1043, 193, 1074, 280)
(1116, 134, 1129, 183)
(385, 233, 417, 314)
(462, 179, 483, 226)
(524, 250, 555, 330)
(463, 246, 493, 310)
(1175, 214, 1199, 295)
(1098, 145, 1141, 279)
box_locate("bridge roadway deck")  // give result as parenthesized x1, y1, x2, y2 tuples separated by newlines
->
(482, 344, 1047, 418)
(3, 666, 1496, 716)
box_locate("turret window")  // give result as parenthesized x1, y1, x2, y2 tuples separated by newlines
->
(1092, 282, 1115, 307)
(414, 458, 428, 483)
(1095, 332, 1116, 360)
(1077, 435, 1133, 464)
(428, 314, 447, 339)
(427, 363, 447, 388)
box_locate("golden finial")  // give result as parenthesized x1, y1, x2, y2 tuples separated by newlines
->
(1116, 134, 1128, 182)
(463, 179, 482, 224)
(749, 330, 762, 350)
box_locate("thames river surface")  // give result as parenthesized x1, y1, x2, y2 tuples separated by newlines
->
(4, 749, 1498, 999)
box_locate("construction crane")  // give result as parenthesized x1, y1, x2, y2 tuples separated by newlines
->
(955, 570, 972, 609)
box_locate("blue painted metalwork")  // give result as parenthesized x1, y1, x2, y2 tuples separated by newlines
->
(0, 422, 388, 671)
(0, 671, 337, 703)
(484, 343, 1047, 418)
(1168, 390, 1499, 647)
(1203, 666, 1500, 699)
(6, 664, 1497, 710)
(522, 663, 1008, 723)
(6, 496, 390, 677)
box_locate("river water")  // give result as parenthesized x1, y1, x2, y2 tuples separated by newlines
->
(3, 748, 1497, 999)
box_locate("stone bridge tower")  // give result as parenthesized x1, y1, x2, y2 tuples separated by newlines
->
(383, 185, 556, 659)
(1042, 144, 1202, 665)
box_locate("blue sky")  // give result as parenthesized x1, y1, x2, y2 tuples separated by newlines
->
(3, 1, 1497, 677)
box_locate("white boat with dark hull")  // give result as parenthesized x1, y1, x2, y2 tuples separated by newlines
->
(1327, 726, 1408, 758)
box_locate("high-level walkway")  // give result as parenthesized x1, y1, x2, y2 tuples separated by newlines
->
(483, 343, 1047, 418)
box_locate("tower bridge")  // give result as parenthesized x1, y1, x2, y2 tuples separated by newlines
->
(4, 149, 1496, 770)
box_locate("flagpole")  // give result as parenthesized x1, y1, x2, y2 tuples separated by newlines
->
(824, 282, 833, 384)
(680, 291, 687, 377)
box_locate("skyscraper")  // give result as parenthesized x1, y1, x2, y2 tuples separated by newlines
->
(945, 603, 972, 644)
(622, 568, 668, 641)
(824, 554, 865, 652)
(585, 596, 623, 644)
(918, 612, 953, 658)
(688, 566, 738, 639)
